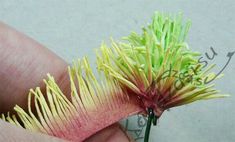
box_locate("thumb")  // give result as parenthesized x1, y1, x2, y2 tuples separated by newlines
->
(0, 120, 67, 142)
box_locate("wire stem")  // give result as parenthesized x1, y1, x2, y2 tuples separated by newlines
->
(144, 108, 154, 142)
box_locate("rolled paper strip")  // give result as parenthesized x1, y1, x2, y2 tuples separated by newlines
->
(97, 12, 228, 117)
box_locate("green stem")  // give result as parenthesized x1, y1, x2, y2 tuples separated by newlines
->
(144, 108, 154, 142)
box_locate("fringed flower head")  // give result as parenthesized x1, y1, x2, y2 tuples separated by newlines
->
(97, 12, 228, 118)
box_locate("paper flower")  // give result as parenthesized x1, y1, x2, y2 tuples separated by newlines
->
(97, 12, 227, 118)
(2, 12, 228, 142)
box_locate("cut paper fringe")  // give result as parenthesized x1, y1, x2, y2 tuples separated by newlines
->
(2, 58, 142, 141)
(1, 12, 228, 142)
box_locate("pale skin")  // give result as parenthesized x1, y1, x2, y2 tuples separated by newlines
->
(0, 22, 132, 142)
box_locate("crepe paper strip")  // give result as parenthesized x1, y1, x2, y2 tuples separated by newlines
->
(2, 58, 143, 141)
(1, 12, 229, 142)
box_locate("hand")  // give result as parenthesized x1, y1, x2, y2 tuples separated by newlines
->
(0, 22, 132, 142)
